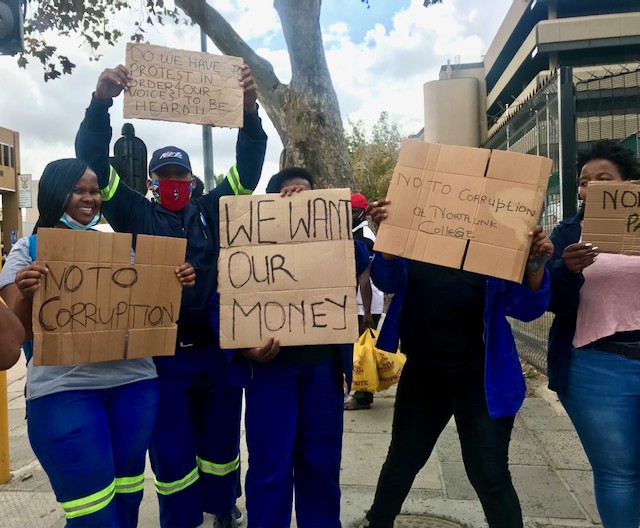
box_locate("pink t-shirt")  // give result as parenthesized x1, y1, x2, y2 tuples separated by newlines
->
(573, 252, 640, 347)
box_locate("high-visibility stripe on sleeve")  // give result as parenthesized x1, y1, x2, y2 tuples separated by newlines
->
(154, 466, 199, 496)
(115, 473, 145, 494)
(61, 480, 116, 519)
(197, 454, 240, 476)
(225, 165, 251, 195)
(100, 166, 121, 202)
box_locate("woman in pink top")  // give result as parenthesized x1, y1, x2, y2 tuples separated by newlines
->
(547, 140, 640, 528)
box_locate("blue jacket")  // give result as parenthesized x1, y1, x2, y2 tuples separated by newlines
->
(371, 254, 550, 419)
(210, 239, 371, 390)
(75, 95, 267, 347)
(546, 211, 584, 393)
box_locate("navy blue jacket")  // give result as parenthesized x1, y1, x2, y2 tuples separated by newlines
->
(546, 211, 584, 393)
(75, 95, 267, 347)
(371, 255, 550, 419)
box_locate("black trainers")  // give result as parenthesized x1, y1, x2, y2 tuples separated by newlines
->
(233, 505, 244, 525)
(213, 513, 237, 528)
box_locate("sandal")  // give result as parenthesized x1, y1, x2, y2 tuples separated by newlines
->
(344, 395, 371, 410)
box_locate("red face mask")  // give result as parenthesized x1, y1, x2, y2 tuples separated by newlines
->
(157, 179, 192, 211)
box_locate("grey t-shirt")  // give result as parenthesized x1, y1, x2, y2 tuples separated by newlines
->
(0, 236, 157, 401)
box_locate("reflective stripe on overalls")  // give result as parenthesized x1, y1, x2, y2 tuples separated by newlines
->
(115, 473, 146, 494)
(101, 166, 121, 202)
(225, 164, 252, 195)
(154, 466, 199, 496)
(197, 453, 240, 476)
(61, 480, 116, 519)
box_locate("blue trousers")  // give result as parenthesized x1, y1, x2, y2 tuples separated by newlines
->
(558, 348, 640, 528)
(150, 348, 243, 528)
(27, 379, 159, 527)
(244, 358, 344, 528)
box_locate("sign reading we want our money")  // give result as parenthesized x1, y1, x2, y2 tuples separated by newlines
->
(124, 42, 244, 127)
(218, 189, 359, 349)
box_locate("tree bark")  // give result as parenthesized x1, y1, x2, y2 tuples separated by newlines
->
(175, 0, 354, 189)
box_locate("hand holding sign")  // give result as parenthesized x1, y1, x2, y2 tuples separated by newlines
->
(15, 264, 48, 299)
(562, 242, 599, 274)
(95, 65, 131, 101)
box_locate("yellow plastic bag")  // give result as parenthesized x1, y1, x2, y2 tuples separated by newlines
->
(375, 346, 406, 391)
(351, 330, 379, 393)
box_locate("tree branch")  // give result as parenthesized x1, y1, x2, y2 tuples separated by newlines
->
(175, 0, 287, 129)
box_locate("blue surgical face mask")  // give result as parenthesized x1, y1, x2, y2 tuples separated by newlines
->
(59, 212, 101, 230)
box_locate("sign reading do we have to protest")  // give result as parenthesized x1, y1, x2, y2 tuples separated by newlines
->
(32, 229, 186, 366)
(582, 180, 640, 255)
(124, 42, 244, 127)
(218, 189, 359, 349)
(375, 140, 552, 283)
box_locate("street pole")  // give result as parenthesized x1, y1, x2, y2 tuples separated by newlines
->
(201, 30, 215, 192)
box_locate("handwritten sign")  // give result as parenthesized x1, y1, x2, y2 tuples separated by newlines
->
(218, 189, 359, 348)
(32, 229, 186, 366)
(124, 42, 244, 128)
(582, 180, 640, 255)
(374, 140, 552, 282)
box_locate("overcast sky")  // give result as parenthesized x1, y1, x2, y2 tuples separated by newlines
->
(0, 0, 512, 190)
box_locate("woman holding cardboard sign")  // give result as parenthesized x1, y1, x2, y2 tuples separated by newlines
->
(547, 140, 640, 528)
(0, 158, 194, 527)
(360, 198, 552, 528)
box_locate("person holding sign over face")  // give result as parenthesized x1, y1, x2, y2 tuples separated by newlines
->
(360, 200, 552, 528)
(211, 167, 368, 528)
(75, 64, 270, 528)
(0, 159, 193, 527)
(547, 140, 640, 528)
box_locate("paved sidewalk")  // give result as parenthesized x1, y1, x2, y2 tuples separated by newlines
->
(0, 360, 601, 528)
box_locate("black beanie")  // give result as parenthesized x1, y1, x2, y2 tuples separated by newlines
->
(265, 167, 314, 193)
(34, 159, 89, 233)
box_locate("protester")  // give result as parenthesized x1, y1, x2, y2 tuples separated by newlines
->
(361, 199, 552, 528)
(547, 139, 640, 528)
(345, 192, 384, 410)
(0, 295, 24, 370)
(212, 167, 368, 528)
(0, 159, 188, 527)
(75, 65, 274, 528)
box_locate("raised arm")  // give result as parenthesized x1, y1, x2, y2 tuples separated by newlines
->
(198, 66, 267, 218)
(75, 66, 149, 233)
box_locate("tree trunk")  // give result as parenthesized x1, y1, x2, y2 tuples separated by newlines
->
(175, 0, 354, 189)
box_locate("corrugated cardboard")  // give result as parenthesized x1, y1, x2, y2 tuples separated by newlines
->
(32, 229, 186, 366)
(218, 189, 359, 348)
(124, 42, 244, 128)
(582, 180, 640, 255)
(374, 140, 552, 282)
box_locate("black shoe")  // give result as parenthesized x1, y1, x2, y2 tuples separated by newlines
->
(233, 505, 244, 525)
(213, 513, 237, 528)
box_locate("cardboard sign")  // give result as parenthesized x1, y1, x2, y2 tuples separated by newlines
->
(32, 229, 186, 366)
(218, 189, 359, 348)
(374, 140, 552, 282)
(124, 42, 244, 128)
(582, 180, 640, 255)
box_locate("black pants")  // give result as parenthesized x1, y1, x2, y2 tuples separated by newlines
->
(354, 314, 383, 405)
(366, 357, 522, 528)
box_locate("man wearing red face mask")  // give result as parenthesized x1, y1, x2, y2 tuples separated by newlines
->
(75, 64, 275, 528)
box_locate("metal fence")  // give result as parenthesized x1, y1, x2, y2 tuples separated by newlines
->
(484, 73, 562, 372)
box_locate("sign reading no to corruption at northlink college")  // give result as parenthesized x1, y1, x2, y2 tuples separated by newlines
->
(374, 140, 552, 283)
(124, 42, 244, 128)
(32, 229, 186, 366)
(218, 189, 359, 349)
(582, 180, 640, 255)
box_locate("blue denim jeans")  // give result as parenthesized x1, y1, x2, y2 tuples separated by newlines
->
(558, 347, 640, 528)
